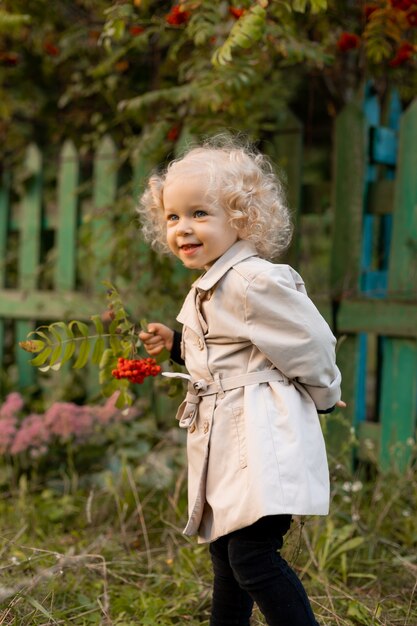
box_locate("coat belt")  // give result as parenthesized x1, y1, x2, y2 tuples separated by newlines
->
(163, 370, 288, 429)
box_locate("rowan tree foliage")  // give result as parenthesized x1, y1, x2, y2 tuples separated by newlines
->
(1, 0, 416, 165)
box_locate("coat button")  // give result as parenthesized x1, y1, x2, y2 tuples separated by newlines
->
(197, 338, 204, 350)
(189, 424, 196, 433)
(203, 420, 209, 434)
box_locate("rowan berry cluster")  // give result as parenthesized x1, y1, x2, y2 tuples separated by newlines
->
(112, 357, 161, 384)
(165, 5, 190, 25)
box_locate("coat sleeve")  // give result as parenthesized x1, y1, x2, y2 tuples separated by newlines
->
(244, 266, 341, 411)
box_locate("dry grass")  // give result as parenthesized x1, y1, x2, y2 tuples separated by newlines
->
(0, 427, 416, 625)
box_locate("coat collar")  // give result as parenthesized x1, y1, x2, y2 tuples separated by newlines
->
(195, 240, 259, 292)
(176, 241, 258, 336)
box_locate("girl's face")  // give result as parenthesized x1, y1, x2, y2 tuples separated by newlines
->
(163, 172, 238, 270)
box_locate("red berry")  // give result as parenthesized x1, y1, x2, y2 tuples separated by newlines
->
(166, 5, 190, 25)
(129, 25, 145, 36)
(229, 7, 245, 19)
(337, 32, 361, 52)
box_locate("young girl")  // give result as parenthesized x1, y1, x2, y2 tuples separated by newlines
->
(138, 137, 344, 626)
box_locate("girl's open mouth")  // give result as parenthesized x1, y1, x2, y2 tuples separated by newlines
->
(181, 244, 202, 254)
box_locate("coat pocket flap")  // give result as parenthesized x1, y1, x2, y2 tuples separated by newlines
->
(175, 396, 199, 429)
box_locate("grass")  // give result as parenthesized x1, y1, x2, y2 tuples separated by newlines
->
(0, 422, 416, 625)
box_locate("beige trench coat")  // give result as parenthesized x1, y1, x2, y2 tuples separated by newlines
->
(174, 240, 341, 544)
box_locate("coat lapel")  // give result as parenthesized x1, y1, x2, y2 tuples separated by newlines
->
(197, 240, 258, 292)
(177, 241, 258, 336)
(176, 286, 205, 337)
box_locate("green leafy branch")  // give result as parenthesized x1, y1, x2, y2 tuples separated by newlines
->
(211, 5, 267, 67)
(19, 282, 169, 409)
(364, 7, 405, 64)
(292, 0, 328, 14)
(0, 9, 31, 34)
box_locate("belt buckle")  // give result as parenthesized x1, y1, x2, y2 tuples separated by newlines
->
(193, 379, 207, 392)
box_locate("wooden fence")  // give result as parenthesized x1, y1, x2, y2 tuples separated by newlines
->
(332, 88, 417, 471)
(1, 91, 416, 470)
(1, 138, 117, 391)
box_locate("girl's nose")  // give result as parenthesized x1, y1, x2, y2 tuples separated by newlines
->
(176, 219, 192, 235)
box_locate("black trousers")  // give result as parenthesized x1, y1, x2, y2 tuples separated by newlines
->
(209, 515, 319, 626)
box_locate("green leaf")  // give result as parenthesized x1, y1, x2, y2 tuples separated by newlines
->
(140, 318, 149, 332)
(118, 320, 135, 333)
(292, 0, 308, 11)
(329, 536, 365, 561)
(73, 338, 90, 369)
(310, 0, 327, 13)
(30, 347, 52, 366)
(69, 320, 90, 337)
(292, 0, 327, 12)
(48, 324, 63, 345)
(115, 389, 133, 409)
(24, 595, 56, 621)
(109, 314, 124, 335)
(91, 314, 104, 335)
(102, 379, 121, 397)
(0, 11, 31, 33)
(49, 343, 63, 367)
(60, 340, 77, 366)
(51, 321, 75, 339)
(110, 335, 123, 354)
(99, 348, 114, 369)
(92, 336, 105, 365)
(28, 329, 52, 346)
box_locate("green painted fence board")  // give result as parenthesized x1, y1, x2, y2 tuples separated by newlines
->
(0, 171, 10, 377)
(338, 299, 417, 337)
(378, 100, 417, 470)
(132, 153, 152, 202)
(388, 100, 417, 298)
(331, 103, 366, 299)
(379, 339, 417, 471)
(0, 172, 8, 287)
(18, 145, 42, 291)
(91, 135, 117, 289)
(16, 144, 43, 388)
(266, 108, 303, 266)
(55, 140, 79, 291)
(330, 103, 367, 450)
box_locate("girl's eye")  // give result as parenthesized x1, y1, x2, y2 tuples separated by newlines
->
(166, 214, 178, 222)
(194, 210, 207, 218)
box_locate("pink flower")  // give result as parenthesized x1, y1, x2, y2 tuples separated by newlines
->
(10, 414, 50, 455)
(44, 403, 94, 441)
(0, 392, 24, 419)
(2, 395, 141, 461)
(0, 416, 18, 454)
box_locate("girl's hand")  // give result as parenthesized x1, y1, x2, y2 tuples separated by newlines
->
(336, 400, 347, 408)
(139, 323, 174, 356)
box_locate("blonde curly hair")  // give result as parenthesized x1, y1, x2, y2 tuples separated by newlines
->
(137, 135, 293, 260)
